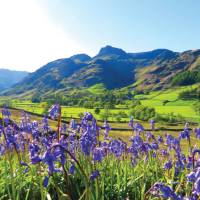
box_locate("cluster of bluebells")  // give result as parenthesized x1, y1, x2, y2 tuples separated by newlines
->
(1, 106, 200, 199)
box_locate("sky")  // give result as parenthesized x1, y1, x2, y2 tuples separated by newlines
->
(0, 0, 200, 72)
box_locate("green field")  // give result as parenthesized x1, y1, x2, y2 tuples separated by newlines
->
(0, 84, 199, 124)
(134, 85, 200, 122)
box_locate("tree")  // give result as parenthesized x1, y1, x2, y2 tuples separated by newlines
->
(94, 107, 101, 115)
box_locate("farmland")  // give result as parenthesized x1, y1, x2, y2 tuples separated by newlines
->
(1, 84, 199, 124)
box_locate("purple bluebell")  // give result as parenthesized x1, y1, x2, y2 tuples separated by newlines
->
(69, 164, 75, 175)
(0, 144, 5, 156)
(70, 119, 77, 129)
(146, 132, 154, 142)
(128, 116, 134, 129)
(109, 139, 126, 157)
(194, 128, 200, 139)
(164, 160, 172, 170)
(153, 182, 180, 199)
(42, 149, 60, 175)
(186, 156, 193, 169)
(80, 125, 97, 156)
(90, 170, 100, 181)
(187, 171, 196, 182)
(31, 155, 42, 164)
(83, 112, 93, 121)
(1, 107, 11, 118)
(157, 135, 163, 144)
(179, 129, 190, 140)
(92, 147, 104, 162)
(42, 116, 51, 132)
(134, 123, 144, 134)
(49, 104, 60, 119)
(103, 121, 111, 139)
(1, 107, 11, 124)
(151, 142, 159, 150)
(43, 176, 49, 187)
(160, 149, 169, 157)
(194, 177, 200, 195)
(61, 123, 67, 134)
(29, 142, 40, 157)
(149, 119, 155, 130)
(52, 145, 66, 166)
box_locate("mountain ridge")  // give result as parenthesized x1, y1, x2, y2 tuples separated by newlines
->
(0, 69, 28, 91)
(3, 45, 200, 97)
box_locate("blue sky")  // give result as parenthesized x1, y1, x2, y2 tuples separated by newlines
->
(0, 0, 200, 71)
(42, 0, 200, 52)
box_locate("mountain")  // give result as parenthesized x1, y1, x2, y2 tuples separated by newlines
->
(0, 69, 28, 91)
(4, 46, 200, 97)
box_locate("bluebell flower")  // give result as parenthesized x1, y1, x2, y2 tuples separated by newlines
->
(29, 143, 40, 157)
(153, 182, 180, 199)
(69, 164, 75, 175)
(0, 144, 5, 156)
(92, 147, 104, 162)
(43, 176, 49, 187)
(109, 139, 126, 157)
(179, 129, 190, 140)
(157, 135, 163, 144)
(103, 121, 111, 139)
(160, 149, 169, 157)
(194, 177, 200, 195)
(42, 116, 51, 132)
(49, 104, 60, 119)
(42, 150, 60, 175)
(80, 125, 97, 156)
(149, 119, 155, 130)
(151, 142, 159, 150)
(194, 128, 200, 139)
(70, 119, 77, 129)
(31, 155, 42, 164)
(83, 112, 93, 121)
(187, 171, 196, 182)
(134, 123, 144, 134)
(146, 132, 154, 142)
(90, 170, 100, 182)
(61, 123, 67, 134)
(128, 116, 134, 128)
(1, 107, 11, 117)
(164, 160, 172, 170)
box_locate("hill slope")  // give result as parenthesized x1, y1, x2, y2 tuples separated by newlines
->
(4, 46, 200, 97)
(0, 69, 28, 90)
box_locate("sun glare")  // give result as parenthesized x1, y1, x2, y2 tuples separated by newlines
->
(0, 0, 84, 71)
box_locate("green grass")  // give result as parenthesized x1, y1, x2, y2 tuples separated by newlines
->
(87, 83, 106, 95)
(135, 85, 200, 122)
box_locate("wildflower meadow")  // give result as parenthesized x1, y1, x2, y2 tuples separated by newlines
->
(0, 104, 200, 200)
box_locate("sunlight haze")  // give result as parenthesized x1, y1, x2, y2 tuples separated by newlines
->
(0, 0, 86, 71)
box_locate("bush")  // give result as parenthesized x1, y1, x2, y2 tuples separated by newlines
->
(94, 107, 101, 115)
(129, 105, 156, 121)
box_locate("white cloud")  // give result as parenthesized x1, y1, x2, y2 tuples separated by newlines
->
(0, 0, 85, 71)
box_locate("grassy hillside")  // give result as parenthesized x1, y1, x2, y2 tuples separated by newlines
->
(135, 84, 200, 122)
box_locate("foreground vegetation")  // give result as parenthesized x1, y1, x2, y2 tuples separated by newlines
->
(0, 105, 200, 199)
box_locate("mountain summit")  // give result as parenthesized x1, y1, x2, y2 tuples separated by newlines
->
(97, 45, 128, 58)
